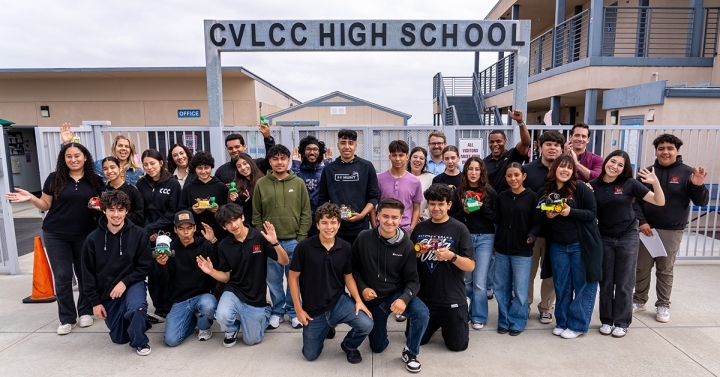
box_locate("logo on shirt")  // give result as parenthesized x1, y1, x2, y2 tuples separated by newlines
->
(252, 245, 262, 254)
(305, 178, 317, 191)
(614, 187, 624, 195)
(392, 253, 402, 257)
(159, 188, 171, 195)
(288, 189, 294, 193)
(335, 171, 359, 182)
(414, 235, 454, 273)
(670, 176, 680, 184)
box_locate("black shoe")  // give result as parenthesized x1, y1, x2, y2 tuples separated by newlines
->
(326, 327, 336, 339)
(136, 343, 151, 356)
(402, 349, 421, 373)
(340, 342, 362, 364)
(223, 329, 239, 348)
(509, 330, 522, 336)
(497, 327, 509, 334)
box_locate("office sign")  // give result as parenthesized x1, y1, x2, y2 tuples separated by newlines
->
(178, 110, 201, 118)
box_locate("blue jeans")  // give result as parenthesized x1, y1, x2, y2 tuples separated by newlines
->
(366, 290, 429, 356)
(302, 294, 374, 361)
(215, 291, 271, 345)
(42, 231, 93, 325)
(463, 233, 495, 323)
(164, 293, 218, 347)
(267, 239, 297, 318)
(550, 242, 598, 333)
(493, 253, 532, 331)
(103, 281, 149, 349)
(487, 253, 495, 290)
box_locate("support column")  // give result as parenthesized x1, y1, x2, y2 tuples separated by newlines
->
(550, 96, 561, 125)
(584, 89, 599, 125)
(690, 0, 705, 57)
(551, 0, 566, 68)
(587, 0, 604, 57)
(512, 4, 520, 20)
(204, 22, 227, 165)
(569, 106, 577, 125)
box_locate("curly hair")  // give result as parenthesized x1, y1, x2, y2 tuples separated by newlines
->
(232, 153, 263, 193)
(298, 136, 326, 164)
(166, 144, 194, 174)
(100, 190, 131, 212)
(338, 129, 357, 141)
(315, 202, 341, 223)
(424, 183, 454, 203)
(190, 151, 215, 173)
(49, 143, 102, 198)
(653, 133, 683, 150)
(543, 155, 577, 200)
(458, 157, 491, 205)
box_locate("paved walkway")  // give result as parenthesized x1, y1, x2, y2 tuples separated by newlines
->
(1, 253, 719, 377)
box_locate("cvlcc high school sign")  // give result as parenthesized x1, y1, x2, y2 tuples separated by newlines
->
(205, 20, 529, 51)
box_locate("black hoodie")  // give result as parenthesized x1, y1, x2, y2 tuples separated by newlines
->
(136, 176, 181, 235)
(158, 236, 216, 303)
(102, 182, 145, 227)
(351, 227, 420, 307)
(633, 157, 710, 230)
(494, 188, 541, 257)
(81, 217, 152, 306)
(179, 176, 229, 240)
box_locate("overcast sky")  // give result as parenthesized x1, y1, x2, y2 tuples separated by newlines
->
(1, 0, 499, 124)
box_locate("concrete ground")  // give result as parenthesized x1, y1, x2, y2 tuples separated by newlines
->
(1, 252, 719, 377)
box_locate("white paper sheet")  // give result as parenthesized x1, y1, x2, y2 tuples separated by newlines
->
(639, 229, 668, 258)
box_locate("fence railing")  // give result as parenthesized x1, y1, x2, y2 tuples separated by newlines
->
(602, 6, 695, 57)
(432, 73, 459, 126)
(704, 7, 720, 57)
(554, 9, 590, 68)
(442, 76, 473, 96)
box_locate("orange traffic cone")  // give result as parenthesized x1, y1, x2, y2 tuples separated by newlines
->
(22, 237, 56, 304)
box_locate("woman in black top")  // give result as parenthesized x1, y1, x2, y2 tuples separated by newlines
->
(136, 149, 181, 320)
(432, 146, 462, 191)
(541, 155, 602, 339)
(100, 157, 144, 226)
(7, 142, 102, 335)
(229, 153, 263, 226)
(590, 150, 665, 338)
(453, 157, 498, 330)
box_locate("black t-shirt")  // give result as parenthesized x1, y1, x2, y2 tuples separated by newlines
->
(524, 159, 551, 194)
(432, 172, 462, 191)
(412, 217, 473, 307)
(289, 235, 352, 317)
(42, 172, 98, 235)
(216, 228, 278, 307)
(590, 177, 650, 237)
(484, 148, 526, 193)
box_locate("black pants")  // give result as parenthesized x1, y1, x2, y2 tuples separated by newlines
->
(104, 281, 149, 348)
(599, 230, 639, 328)
(420, 303, 469, 352)
(42, 231, 93, 325)
(148, 263, 172, 316)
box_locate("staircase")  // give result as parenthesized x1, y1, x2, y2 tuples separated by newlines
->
(447, 96, 481, 125)
(433, 73, 502, 126)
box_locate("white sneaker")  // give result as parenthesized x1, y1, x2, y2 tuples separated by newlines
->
(291, 317, 304, 329)
(197, 328, 212, 341)
(599, 324, 613, 335)
(632, 303, 646, 313)
(656, 306, 670, 323)
(560, 329, 583, 339)
(471, 321, 484, 330)
(268, 315, 283, 329)
(78, 315, 94, 328)
(57, 323, 76, 335)
(612, 327, 628, 338)
(395, 314, 407, 322)
(552, 327, 564, 336)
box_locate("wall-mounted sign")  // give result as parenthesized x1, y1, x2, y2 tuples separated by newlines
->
(178, 110, 201, 118)
(458, 139, 484, 165)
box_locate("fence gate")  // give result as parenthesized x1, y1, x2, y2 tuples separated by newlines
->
(0, 131, 20, 274)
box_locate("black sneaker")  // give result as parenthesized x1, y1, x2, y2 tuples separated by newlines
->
(147, 313, 165, 324)
(326, 327, 336, 339)
(340, 342, 362, 364)
(136, 343, 151, 356)
(223, 329, 239, 348)
(497, 327, 509, 334)
(402, 349, 421, 373)
(509, 330, 523, 336)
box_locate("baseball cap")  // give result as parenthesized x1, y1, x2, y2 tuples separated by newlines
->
(174, 210, 195, 227)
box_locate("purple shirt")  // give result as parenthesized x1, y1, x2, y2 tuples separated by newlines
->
(577, 150, 604, 183)
(377, 171, 424, 231)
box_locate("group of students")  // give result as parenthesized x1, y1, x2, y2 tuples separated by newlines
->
(6, 113, 710, 373)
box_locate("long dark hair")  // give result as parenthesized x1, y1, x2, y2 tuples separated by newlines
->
(543, 155, 577, 199)
(458, 157, 491, 205)
(166, 144, 194, 174)
(140, 149, 172, 186)
(598, 150, 633, 182)
(232, 153, 263, 193)
(407, 146, 428, 173)
(50, 143, 102, 197)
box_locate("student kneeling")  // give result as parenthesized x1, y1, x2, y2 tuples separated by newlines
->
(158, 210, 218, 347)
(289, 203, 374, 364)
(196, 203, 289, 347)
(81, 190, 153, 356)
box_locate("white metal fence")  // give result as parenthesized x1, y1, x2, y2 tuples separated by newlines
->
(0, 130, 20, 274)
(4, 123, 717, 275)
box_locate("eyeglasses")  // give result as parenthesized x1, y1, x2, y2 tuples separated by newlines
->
(429, 142, 445, 147)
(305, 148, 320, 152)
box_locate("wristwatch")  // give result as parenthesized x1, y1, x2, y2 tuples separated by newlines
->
(271, 242, 280, 247)
(449, 253, 458, 263)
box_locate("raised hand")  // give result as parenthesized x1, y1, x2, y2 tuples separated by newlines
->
(509, 109, 524, 123)
(690, 166, 708, 186)
(260, 221, 278, 244)
(292, 147, 301, 161)
(6, 188, 33, 203)
(200, 222, 215, 242)
(325, 147, 333, 159)
(638, 167, 659, 185)
(196, 255, 214, 274)
(60, 122, 74, 145)
(259, 124, 271, 138)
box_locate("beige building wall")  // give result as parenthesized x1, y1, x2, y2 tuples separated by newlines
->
(271, 105, 405, 126)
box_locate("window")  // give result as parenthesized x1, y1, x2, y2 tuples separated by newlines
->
(330, 107, 346, 115)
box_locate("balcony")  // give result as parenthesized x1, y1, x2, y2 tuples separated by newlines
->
(478, 6, 720, 96)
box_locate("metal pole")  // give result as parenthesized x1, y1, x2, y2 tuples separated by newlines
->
(204, 20, 227, 165)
